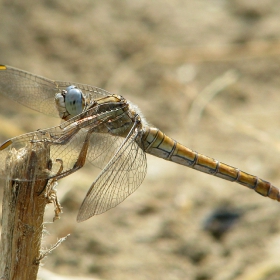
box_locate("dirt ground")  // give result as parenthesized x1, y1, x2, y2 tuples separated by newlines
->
(1, 1, 280, 280)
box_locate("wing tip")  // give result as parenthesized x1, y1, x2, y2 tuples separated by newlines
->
(76, 206, 95, 223)
(76, 204, 106, 222)
(76, 212, 94, 223)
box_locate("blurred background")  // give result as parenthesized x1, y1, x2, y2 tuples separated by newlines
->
(1, 1, 280, 279)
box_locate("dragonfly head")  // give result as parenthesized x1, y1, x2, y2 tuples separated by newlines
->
(55, 85, 86, 121)
(65, 85, 85, 117)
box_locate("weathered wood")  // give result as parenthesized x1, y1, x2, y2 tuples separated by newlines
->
(0, 142, 50, 280)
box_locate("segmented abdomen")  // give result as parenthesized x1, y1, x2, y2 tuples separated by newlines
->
(141, 127, 280, 202)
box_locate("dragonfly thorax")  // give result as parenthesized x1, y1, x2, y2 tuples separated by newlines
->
(90, 94, 141, 138)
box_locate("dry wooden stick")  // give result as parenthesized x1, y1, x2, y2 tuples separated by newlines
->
(0, 141, 51, 280)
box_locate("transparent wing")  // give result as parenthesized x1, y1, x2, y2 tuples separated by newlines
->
(87, 133, 129, 169)
(77, 127, 147, 222)
(0, 65, 112, 117)
(0, 109, 123, 180)
(0, 126, 89, 180)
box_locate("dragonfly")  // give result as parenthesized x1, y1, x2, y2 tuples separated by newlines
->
(0, 65, 279, 222)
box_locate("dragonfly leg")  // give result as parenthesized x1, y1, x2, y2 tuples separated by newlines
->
(54, 127, 95, 180)
(37, 158, 64, 195)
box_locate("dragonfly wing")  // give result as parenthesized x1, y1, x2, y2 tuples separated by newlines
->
(87, 133, 128, 169)
(0, 103, 132, 180)
(77, 127, 147, 222)
(0, 65, 113, 117)
(0, 65, 59, 116)
(0, 125, 94, 181)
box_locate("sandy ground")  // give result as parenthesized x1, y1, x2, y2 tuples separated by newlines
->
(1, 1, 280, 279)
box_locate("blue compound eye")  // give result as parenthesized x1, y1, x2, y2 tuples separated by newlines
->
(65, 86, 84, 116)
